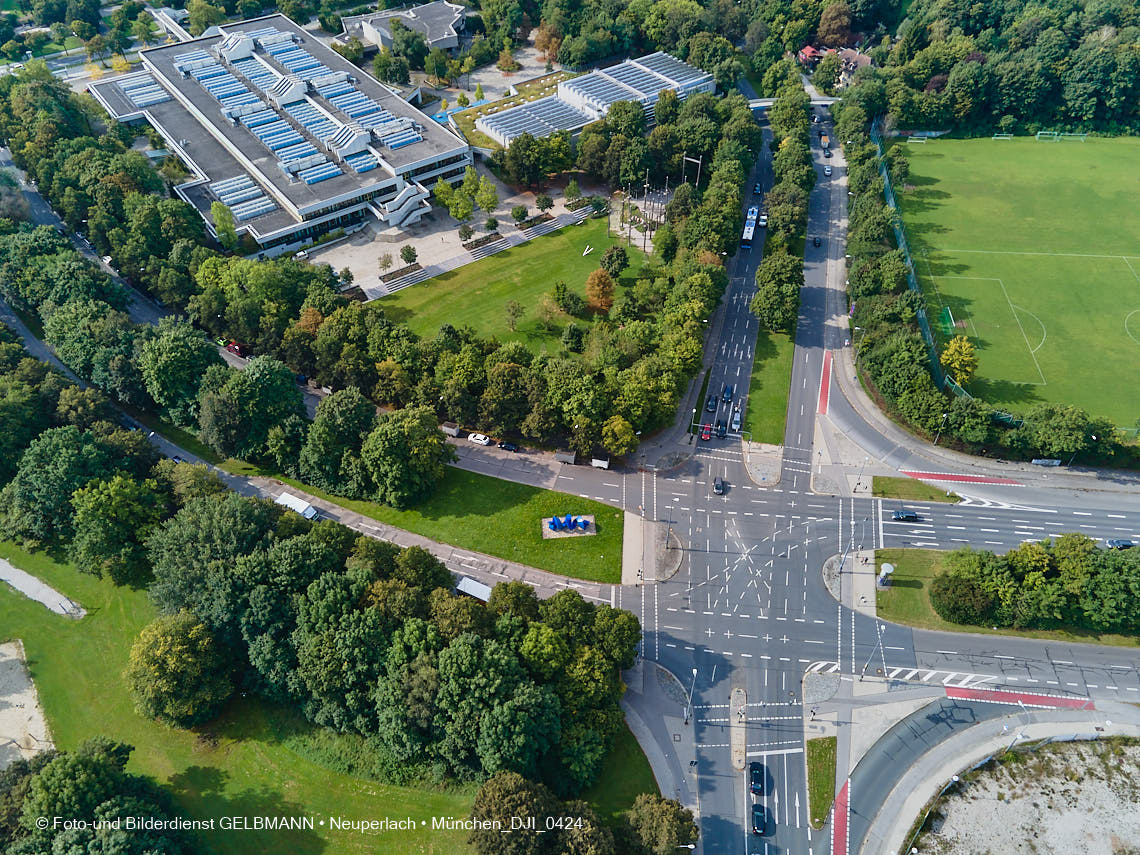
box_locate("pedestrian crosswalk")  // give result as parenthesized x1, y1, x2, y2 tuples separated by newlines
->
(807, 660, 998, 688)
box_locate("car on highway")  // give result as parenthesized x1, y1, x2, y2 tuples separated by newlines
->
(715, 420, 727, 439)
(700, 423, 712, 441)
(498, 441, 519, 452)
(712, 476, 725, 495)
(751, 803, 772, 835)
(813, 236, 822, 247)
(731, 408, 742, 432)
(705, 394, 718, 413)
(824, 165, 832, 177)
(753, 183, 762, 196)
(467, 433, 491, 445)
(722, 384, 734, 403)
(749, 761, 765, 795)
(1106, 539, 1134, 549)
(892, 509, 920, 522)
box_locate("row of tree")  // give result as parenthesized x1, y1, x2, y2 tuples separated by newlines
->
(930, 535, 1140, 633)
(468, 772, 698, 855)
(845, 0, 1140, 133)
(0, 739, 194, 854)
(834, 97, 1125, 462)
(750, 74, 815, 332)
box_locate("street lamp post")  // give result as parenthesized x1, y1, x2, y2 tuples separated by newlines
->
(1068, 434, 1095, 466)
(934, 412, 948, 445)
(860, 623, 886, 680)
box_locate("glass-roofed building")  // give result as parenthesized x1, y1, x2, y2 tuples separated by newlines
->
(88, 14, 472, 254)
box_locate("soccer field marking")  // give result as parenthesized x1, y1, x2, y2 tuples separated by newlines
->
(997, 278, 1047, 385)
(1124, 310, 1140, 348)
(931, 276, 995, 344)
(1124, 257, 1140, 285)
(1011, 304, 1047, 354)
(942, 248, 1140, 261)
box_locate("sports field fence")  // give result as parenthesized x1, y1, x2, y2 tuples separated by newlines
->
(870, 119, 948, 390)
(992, 133, 1013, 139)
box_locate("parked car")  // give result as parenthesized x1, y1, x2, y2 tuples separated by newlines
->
(1107, 539, 1134, 550)
(225, 341, 247, 357)
(823, 148, 832, 158)
(498, 441, 519, 452)
(700, 423, 712, 441)
(749, 761, 766, 795)
(712, 476, 725, 495)
(722, 384, 734, 403)
(892, 509, 920, 522)
(101, 255, 112, 265)
(467, 433, 491, 445)
(751, 803, 772, 835)
(731, 408, 742, 432)
(214, 337, 227, 347)
(705, 394, 718, 413)
(824, 165, 832, 177)
(171, 456, 184, 464)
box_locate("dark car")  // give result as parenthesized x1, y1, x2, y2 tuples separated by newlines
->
(751, 803, 771, 836)
(498, 441, 519, 452)
(753, 182, 763, 196)
(171, 456, 184, 464)
(712, 476, 725, 495)
(749, 761, 765, 795)
(823, 148, 832, 158)
(1107, 539, 1134, 549)
(722, 384, 734, 404)
(705, 394, 718, 413)
(892, 509, 920, 522)
(700, 423, 712, 441)
(715, 420, 727, 439)
(813, 236, 822, 247)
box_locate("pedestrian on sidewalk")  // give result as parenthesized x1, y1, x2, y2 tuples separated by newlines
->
(810, 707, 817, 721)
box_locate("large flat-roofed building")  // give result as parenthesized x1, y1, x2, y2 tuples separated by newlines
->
(475, 52, 715, 147)
(338, 1, 466, 55)
(88, 14, 471, 253)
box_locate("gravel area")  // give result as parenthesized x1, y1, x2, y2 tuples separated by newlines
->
(916, 740, 1140, 854)
(0, 557, 85, 618)
(0, 640, 53, 770)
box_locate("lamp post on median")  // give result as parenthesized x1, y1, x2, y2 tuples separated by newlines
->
(859, 622, 886, 680)
(685, 667, 698, 725)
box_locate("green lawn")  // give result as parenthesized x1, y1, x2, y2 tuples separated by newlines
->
(580, 721, 658, 824)
(222, 463, 624, 584)
(742, 330, 794, 444)
(896, 136, 1140, 425)
(0, 541, 474, 855)
(871, 475, 959, 504)
(379, 217, 644, 353)
(805, 736, 837, 830)
(875, 548, 1140, 647)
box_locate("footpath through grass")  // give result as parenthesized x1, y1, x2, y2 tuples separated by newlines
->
(897, 136, 1140, 425)
(805, 736, 837, 830)
(223, 463, 624, 584)
(743, 330, 794, 444)
(379, 217, 644, 352)
(871, 475, 959, 504)
(874, 548, 1140, 647)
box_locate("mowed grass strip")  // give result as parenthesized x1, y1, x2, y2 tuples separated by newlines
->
(579, 721, 659, 825)
(271, 467, 624, 584)
(896, 136, 1140, 424)
(742, 330, 795, 444)
(872, 476, 959, 504)
(805, 735, 837, 830)
(0, 541, 474, 855)
(874, 548, 1140, 647)
(379, 217, 644, 350)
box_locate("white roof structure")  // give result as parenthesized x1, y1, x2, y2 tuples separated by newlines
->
(274, 492, 319, 519)
(456, 575, 492, 602)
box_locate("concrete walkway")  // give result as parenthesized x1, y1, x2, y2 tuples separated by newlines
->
(0, 558, 85, 619)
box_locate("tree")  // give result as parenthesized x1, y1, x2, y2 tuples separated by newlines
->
(70, 475, 166, 584)
(186, 0, 224, 36)
(198, 356, 303, 459)
(425, 47, 450, 82)
(624, 794, 699, 854)
(361, 405, 456, 508)
(476, 176, 499, 214)
(139, 317, 222, 426)
(939, 335, 977, 385)
(457, 92, 470, 108)
(458, 223, 474, 241)
(749, 251, 802, 331)
(511, 204, 528, 226)
(599, 245, 629, 278)
(564, 178, 581, 202)
(469, 772, 558, 855)
(379, 252, 393, 271)
(535, 193, 553, 213)
(131, 14, 156, 45)
(505, 299, 524, 331)
(585, 269, 615, 313)
(210, 201, 238, 251)
(475, 83, 485, 101)
(817, 2, 852, 47)
(299, 387, 377, 496)
(400, 244, 418, 265)
(812, 52, 842, 94)
(486, 216, 499, 232)
(929, 571, 995, 625)
(124, 611, 233, 727)
(601, 415, 637, 456)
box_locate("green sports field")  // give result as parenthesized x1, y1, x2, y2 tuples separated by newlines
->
(896, 136, 1140, 425)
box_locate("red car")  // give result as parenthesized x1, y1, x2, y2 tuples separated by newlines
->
(700, 423, 712, 441)
(225, 341, 247, 357)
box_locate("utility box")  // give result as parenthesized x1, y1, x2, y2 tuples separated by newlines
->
(441, 422, 461, 437)
(554, 449, 576, 464)
(590, 457, 610, 469)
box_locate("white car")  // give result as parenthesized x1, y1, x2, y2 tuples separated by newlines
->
(824, 165, 833, 177)
(757, 214, 768, 228)
(467, 433, 491, 446)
